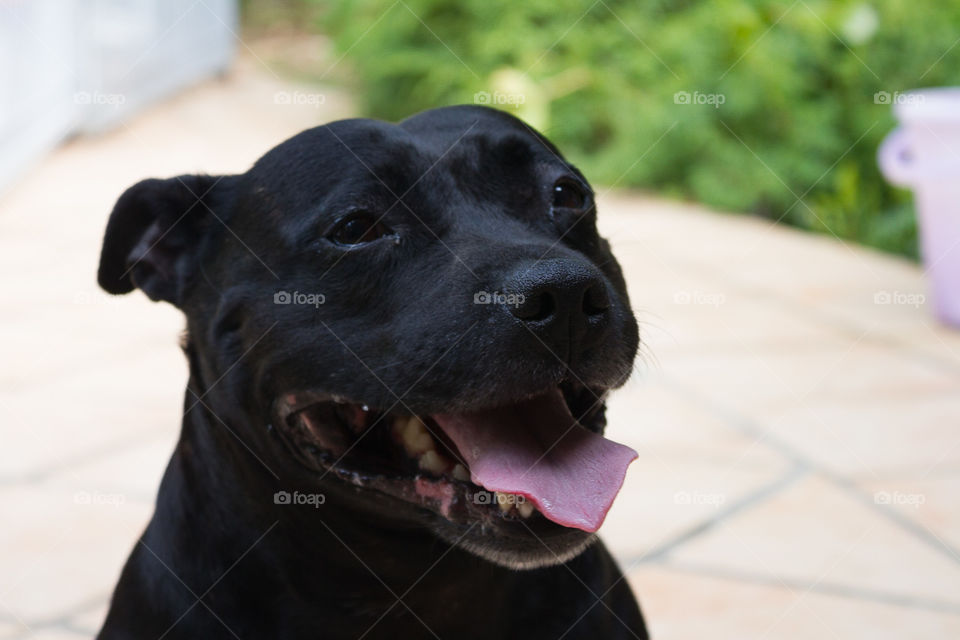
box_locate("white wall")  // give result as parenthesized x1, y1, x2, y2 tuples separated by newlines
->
(0, 0, 237, 193)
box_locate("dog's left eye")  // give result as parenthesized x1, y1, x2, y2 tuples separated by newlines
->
(328, 212, 394, 246)
(552, 179, 589, 210)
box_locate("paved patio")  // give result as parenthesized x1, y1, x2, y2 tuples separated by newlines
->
(2, 55, 959, 639)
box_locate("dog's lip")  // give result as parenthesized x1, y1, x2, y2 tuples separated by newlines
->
(275, 390, 354, 423)
(271, 381, 618, 528)
(274, 380, 607, 427)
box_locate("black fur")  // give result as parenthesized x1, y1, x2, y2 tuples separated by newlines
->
(96, 105, 647, 639)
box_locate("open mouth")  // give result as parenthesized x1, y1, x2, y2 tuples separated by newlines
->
(274, 381, 637, 533)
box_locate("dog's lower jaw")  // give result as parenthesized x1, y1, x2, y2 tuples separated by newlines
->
(99, 381, 648, 639)
(445, 529, 598, 570)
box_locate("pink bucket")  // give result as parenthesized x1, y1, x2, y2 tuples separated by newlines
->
(878, 88, 960, 327)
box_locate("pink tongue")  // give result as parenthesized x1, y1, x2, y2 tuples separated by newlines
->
(432, 390, 637, 532)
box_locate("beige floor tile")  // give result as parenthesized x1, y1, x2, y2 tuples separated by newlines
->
(1, 311, 185, 391)
(601, 194, 925, 298)
(600, 195, 796, 270)
(6, 627, 92, 640)
(606, 379, 787, 470)
(0, 621, 25, 639)
(757, 395, 960, 479)
(66, 601, 109, 637)
(808, 287, 960, 374)
(660, 340, 960, 420)
(602, 382, 791, 562)
(633, 290, 847, 356)
(603, 378, 793, 564)
(815, 285, 938, 335)
(629, 565, 960, 640)
(858, 470, 960, 552)
(0, 484, 149, 623)
(602, 455, 791, 564)
(899, 320, 960, 361)
(37, 432, 177, 505)
(607, 240, 849, 357)
(730, 240, 924, 302)
(601, 193, 960, 369)
(667, 475, 960, 606)
(0, 352, 184, 481)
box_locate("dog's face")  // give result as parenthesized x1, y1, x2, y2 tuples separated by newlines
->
(99, 106, 639, 569)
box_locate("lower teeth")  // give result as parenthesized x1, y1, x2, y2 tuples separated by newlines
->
(495, 491, 534, 518)
(517, 500, 534, 519)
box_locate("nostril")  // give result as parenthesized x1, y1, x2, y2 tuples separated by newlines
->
(582, 283, 609, 317)
(511, 290, 556, 322)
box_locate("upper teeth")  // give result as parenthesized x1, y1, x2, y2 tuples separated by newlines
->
(418, 449, 452, 474)
(393, 416, 454, 474)
(391, 415, 536, 519)
(396, 416, 435, 456)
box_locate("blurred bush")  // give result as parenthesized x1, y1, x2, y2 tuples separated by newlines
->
(318, 0, 960, 257)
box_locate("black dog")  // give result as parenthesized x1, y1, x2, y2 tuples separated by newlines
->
(96, 105, 648, 639)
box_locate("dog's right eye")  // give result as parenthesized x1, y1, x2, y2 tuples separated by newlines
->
(552, 179, 589, 211)
(327, 212, 394, 246)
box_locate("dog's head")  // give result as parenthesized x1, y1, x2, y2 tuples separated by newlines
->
(98, 105, 639, 569)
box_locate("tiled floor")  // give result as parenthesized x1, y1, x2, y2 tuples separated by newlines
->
(2, 58, 959, 639)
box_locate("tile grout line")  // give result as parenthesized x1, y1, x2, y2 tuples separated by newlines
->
(656, 375, 960, 567)
(646, 560, 960, 617)
(635, 465, 808, 564)
(825, 471, 960, 563)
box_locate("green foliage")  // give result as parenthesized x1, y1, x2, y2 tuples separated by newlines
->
(318, 0, 960, 257)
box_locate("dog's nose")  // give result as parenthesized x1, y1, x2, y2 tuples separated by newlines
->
(505, 259, 610, 363)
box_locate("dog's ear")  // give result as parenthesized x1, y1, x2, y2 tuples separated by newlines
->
(98, 174, 228, 305)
